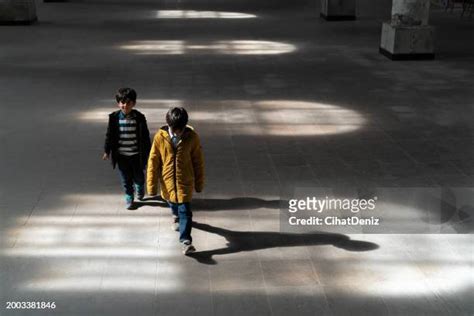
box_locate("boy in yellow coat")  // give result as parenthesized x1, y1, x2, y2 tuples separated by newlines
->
(147, 107, 204, 255)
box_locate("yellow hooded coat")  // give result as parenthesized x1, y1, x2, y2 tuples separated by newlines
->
(147, 126, 204, 203)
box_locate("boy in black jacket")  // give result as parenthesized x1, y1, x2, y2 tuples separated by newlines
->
(103, 88, 151, 209)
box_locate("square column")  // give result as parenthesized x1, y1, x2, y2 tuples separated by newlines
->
(320, 0, 356, 21)
(0, 0, 37, 24)
(380, 0, 435, 60)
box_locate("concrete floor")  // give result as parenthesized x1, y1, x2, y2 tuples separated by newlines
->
(0, 1, 473, 315)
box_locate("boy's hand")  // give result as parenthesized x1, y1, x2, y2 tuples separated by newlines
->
(102, 153, 109, 160)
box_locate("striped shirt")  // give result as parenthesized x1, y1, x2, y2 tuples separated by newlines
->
(118, 111, 138, 156)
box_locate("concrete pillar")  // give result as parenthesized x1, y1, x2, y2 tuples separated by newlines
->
(0, 0, 37, 24)
(380, 0, 435, 60)
(320, 0, 356, 21)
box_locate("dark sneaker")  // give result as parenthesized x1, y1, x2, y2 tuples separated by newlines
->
(136, 185, 145, 201)
(182, 241, 196, 255)
(171, 216, 179, 232)
(125, 195, 134, 210)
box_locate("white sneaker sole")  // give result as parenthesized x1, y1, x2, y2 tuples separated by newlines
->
(182, 245, 196, 255)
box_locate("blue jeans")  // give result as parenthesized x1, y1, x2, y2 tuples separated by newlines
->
(117, 154, 145, 198)
(168, 202, 192, 243)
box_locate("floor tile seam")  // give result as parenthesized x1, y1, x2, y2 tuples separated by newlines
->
(97, 229, 118, 295)
(371, 291, 392, 316)
(260, 136, 283, 195)
(373, 275, 445, 313)
(206, 103, 228, 316)
(243, 101, 282, 189)
(293, 137, 321, 185)
(302, 278, 332, 313)
(424, 278, 468, 315)
(24, 188, 45, 224)
(211, 284, 268, 292)
(15, 188, 47, 248)
(374, 127, 426, 167)
(447, 160, 472, 177)
(197, 210, 216, 315)
(305, 245, 324, 288)
(224, 103, 246, 197)
(153, 238, 160, 298)
(225, 103, 257, 238)
(207, 261, 216, 316)
(255, 244, 276, 316)
(245, 142, 281, 235)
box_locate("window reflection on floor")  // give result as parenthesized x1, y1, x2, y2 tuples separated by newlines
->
(156, 10, 256, 19)
(119, 40, 296, 55)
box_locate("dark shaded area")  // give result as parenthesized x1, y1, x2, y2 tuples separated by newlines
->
(189, 222, 379, 264)
(0, 19, 38, 26)
(379, 47, 435, 60)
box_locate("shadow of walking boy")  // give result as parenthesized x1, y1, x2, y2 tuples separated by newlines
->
(189, 222, 379, 265)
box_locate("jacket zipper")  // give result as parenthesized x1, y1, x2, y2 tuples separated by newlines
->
(173, 144, 178, 204)
(166, 128, 186, 204)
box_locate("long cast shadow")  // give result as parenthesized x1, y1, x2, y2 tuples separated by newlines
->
(189, 222, 379, 265)
(135, 197, 281, 210)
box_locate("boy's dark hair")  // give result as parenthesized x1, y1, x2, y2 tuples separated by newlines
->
(115, 87, 137, 103)
(166, 107, 189, 131)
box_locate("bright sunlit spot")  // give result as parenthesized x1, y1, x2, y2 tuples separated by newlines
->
(79, 99, 365, 136)
(23, 276, 179, 292)
(119, 40, 296, 55)
(78, 99, 182, 122)
(348, 234, 474, 297)
(2, 246, 169, 258)
(21, 259, 182, 293)
(1, 193, 185, 293)
(156, 10, 256, 19)
(1, 192, 472, 298)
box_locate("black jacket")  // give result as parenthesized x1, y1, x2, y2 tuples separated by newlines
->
(104, 109, 151, 169)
